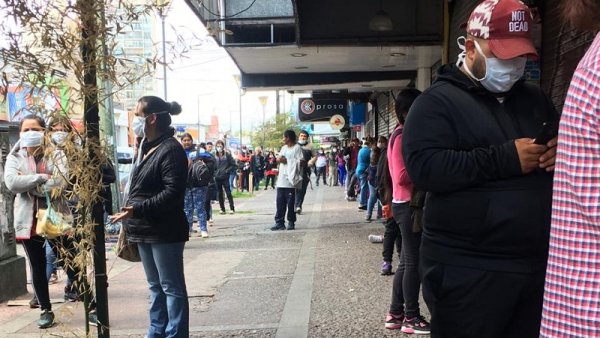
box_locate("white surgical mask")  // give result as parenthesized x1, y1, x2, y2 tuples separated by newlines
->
(132, 116, 146, 137)
(298, 139, 307, 145)
(332, 148, 337, 152)
(377, 143, 384, 149)
(51, 131, 68, 146)
(216, 146, 223, 153)
(20, 131, 44, 147)
(457, 37, 527, 93)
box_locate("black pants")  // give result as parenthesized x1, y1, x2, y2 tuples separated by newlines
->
(295, 173, 310, 209)
(264, 175, 276, 189)
(253, 171, 263, 190)
(275, 188, 296, 225)
(382, 217, 402, 263)
(315, 166, 326, 185)
(421, 256, 545, 338)
(346, 170, 357, 198)
(215, 177, 235, 212)
(390, 202, 422, 317)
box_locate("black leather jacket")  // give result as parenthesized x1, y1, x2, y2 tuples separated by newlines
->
(125, 131, 189, 243)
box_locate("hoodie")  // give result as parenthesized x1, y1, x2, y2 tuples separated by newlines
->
(402, 64, 558, 273)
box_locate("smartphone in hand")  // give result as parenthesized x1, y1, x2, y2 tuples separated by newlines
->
(534, 121, 558, 145)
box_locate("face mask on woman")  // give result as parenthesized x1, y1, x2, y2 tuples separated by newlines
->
(132, 116, 146, 137)
(216, 146, 223, 153)
(20, 131, 44, 147)
(51, 131, 69, 146)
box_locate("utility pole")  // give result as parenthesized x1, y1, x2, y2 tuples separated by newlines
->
(80, 0, 109, 336)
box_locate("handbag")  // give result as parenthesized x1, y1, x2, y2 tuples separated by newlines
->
(36, 191, 74, 239)
(116, 223, 141, 262)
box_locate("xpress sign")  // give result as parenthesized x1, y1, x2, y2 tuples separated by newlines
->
(298, 98, 347, 122)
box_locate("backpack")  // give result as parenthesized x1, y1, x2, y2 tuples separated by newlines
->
(189, 159, 213, 187)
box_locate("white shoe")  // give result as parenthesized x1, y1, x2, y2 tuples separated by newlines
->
(208, 219, 214, 226)
(295, 207, 302, 214)
(201, 231, 209, 238)
(229, 210, 235, 214)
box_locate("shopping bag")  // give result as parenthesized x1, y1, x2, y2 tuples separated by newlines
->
(116, 224, 140, 262)
(36, 191, 74, 239)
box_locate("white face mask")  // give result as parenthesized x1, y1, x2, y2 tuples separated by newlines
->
(198, 148, 206, 154)
(216, 146, 223, 153)
(132, 116, 146, 137)
(20, 131, 44, 147)
(298, 139, 307, 145)
(51, 131, 69, 146)
(377, 143, 384, 149)
(457, 37, 527, 93)
(332, 148, 337, 152)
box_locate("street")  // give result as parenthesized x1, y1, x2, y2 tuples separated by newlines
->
(0, 183, 428, 337)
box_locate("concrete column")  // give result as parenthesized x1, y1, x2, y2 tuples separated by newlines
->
(416, 67, 431, 92)
(0, 132, 27, 302)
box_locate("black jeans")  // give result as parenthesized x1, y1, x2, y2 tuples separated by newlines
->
(21, 236, 52, 310)
(215, 177, 235, 212)
(421, 257, 545, 338)
(382, 217, 402, 263)
(346, 169, 357, 198)
(390, 202, 422, 317)
(275, 188, 296, 225)
(264, 175, 276, 189)
(295, 173, 310, 209)
(315, 166, 326, 185)
(252, 171, 263, 190)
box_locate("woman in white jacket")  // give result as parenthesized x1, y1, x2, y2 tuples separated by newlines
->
(4, 114, 68, 329)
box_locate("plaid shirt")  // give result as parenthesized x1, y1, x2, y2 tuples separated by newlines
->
(541, 32, 600, 337)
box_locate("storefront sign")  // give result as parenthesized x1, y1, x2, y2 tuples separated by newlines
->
(298, 98, 347, 122)
(352, 125, 362, 132)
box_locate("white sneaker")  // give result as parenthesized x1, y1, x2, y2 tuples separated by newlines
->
(201, 231, 209, 238)
(208, 219, 214, 226)
(229, 210, 235, 214)
(295, 207, 302, 214)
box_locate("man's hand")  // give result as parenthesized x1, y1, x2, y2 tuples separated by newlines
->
(109, 206, 134, 223)
(538, 136, 558, 172)
(277, 156, 287, 164)
(515, 138, 547, 174)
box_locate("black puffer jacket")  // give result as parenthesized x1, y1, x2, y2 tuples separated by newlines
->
(213, 151, 236, 180)
(403, 64, 558, 273)
(125, 130, 189, 243)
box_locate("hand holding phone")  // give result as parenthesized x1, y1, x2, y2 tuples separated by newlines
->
(534, 121, 558, 145)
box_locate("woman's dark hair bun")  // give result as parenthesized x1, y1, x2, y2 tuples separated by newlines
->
(169, 101, 182, 115)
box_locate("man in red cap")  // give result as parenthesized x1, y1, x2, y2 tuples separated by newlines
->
(401, 0, 558, 336)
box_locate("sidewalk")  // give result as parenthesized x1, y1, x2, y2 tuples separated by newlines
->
(0, 180, 427, 337)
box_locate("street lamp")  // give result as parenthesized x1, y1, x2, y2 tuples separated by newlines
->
(233, 74, 243, 147)
(156, 0, 170, 100)
(258, 95, 268, 148)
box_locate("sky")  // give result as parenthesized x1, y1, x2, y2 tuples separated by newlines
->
(160, 0, 296, 133)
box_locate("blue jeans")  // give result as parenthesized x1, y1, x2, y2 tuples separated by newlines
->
(228, 172, 237, 192)
(184, 187, 208, 232)
(45, 240, 56, 281)
(366, 182, 382, 219)
(358, 172, 368, 206)
(138, 242, 189, 338)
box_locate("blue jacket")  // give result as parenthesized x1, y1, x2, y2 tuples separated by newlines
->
(356, 146, 371, 175)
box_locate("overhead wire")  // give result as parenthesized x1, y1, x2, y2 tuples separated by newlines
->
(199, 0, 258, 19)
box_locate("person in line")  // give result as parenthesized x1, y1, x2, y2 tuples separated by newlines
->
(384, 89, 429, 334)
(181, 133, 201, 235)
(376, 133, 400, 276)
(365, 146, 381, 222)
(213, 140, 236, 214)
(336, 148, 346, 186)
(205, 141, 214, 155)
(356, 137, 372, 210)
(314, 148, 327, 186)
(402, 1, 558, 336)
(4, 114, 69, 328)
(110, 96, 189, 338)
(250, 146, 265, 191)
(327, 145, 339, 186)
(271, 130, 303, 231)
(294, 130, 313, 214)
(264, 151, 278, 190)
(193, 144, 214, 238)
(238, 146, 251, 192)
(540, 2, 600, 337)
(344, 138, 360, 201)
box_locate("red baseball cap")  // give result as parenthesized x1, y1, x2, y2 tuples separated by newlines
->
(466, 0, 538, 59)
